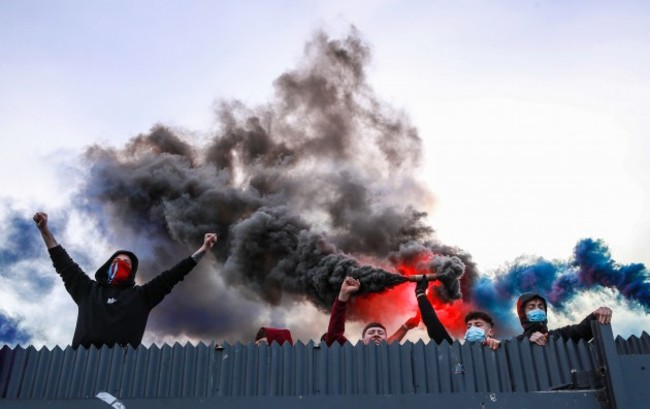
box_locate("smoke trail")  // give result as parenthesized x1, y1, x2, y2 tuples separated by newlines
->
(64, 28, 473, 342)
(471, 238, 650, 337)
(221, 205, 406, 308)
(388, 241, 477, 302)
(0, 211, 56, 296)
(0, 312, 31, 346)
(571, 238, 650, 307)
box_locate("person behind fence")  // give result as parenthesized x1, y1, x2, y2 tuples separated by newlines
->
(464, 311, 500, 350)
(324, 276, 381, 345)
(255, 327, 294, 346)
(414, 278, 453, 344)
(33, 211, 217, 349)
(516, 292, 613, 346)
(323, 276, 419, 346)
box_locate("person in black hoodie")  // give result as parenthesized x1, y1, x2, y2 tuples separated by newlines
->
(33, 211, 217, 349)
(516, 292, 612, 346)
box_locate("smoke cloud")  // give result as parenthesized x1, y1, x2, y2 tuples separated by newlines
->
(0, 312, 31, 345)
(471, 238, 650, 337)
(4, 28, 648, 346)
(67, 28, 476, 342)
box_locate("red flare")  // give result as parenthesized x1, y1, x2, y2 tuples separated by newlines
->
(350, 250, 475, 338)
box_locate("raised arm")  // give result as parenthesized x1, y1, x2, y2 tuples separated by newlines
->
(33, 212, 59, 249)
(141, 233, 218, 309)
(34, 211, 93, 301)
(324, 276, 359, 346)
(191, 233, 218, 262)
(416, 279, 453, 344)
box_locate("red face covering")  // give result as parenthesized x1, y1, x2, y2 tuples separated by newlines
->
(107, 258, 132, 285)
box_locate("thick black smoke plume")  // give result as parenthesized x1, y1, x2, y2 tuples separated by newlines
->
(388, 241, 471, 301)
(76, 29, 476, 342)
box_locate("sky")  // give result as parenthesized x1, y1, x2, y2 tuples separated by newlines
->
(1, 0, 650, 348)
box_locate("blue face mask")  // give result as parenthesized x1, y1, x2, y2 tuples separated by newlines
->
(526, 308, 547, 322)
(464, 326, 486, 343)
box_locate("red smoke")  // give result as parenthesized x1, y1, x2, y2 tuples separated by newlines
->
(351, 251, 473, 337)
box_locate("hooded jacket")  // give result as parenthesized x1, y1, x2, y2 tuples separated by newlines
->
(516, 292, 549, 336)
(49, 245, 198, 348)
(516, 292, 597, 342)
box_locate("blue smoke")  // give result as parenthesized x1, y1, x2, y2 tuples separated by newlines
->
(0, 311, 31, 346)
(471, 238, 650, 337)
(573, 238, 650, 308)
(0, 211, 56, 294)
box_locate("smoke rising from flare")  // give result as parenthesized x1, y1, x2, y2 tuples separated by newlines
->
(16, 27, 643, 343)
(77, 28, 479, 341)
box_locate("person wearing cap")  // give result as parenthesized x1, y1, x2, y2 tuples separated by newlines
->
(464, 311, 500, 350)
(255, 327, 294, 345)
(323, 276, 420, 346)
(33, 211, 217, 349)
(516, 292, 613, 346)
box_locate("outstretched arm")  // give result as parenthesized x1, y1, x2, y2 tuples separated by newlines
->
(592, 306, 613, 325)
(388, 311, 420, 344)
(142, 232, 218, 309)
(191, 233, 218, 262)
(550, 306, 613, 343)
(416, 280, 453, 344)
(33, 212, 58, 249)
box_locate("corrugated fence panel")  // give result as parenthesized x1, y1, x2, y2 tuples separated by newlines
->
(3, 333, 649, 401)
(616, 331, 650, 354)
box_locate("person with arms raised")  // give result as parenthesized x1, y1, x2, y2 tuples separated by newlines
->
(34, 211, 217, 349)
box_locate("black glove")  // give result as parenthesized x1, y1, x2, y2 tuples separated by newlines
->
(415, 279, 429, 297)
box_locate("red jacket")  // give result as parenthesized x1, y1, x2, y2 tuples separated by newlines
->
(259, 327, 293, 345)
(324, 298, 348, 346)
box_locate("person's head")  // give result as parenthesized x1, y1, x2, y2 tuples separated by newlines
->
(255, 327, 293, 346)
(465, 311, 495, 334)
(516, 293, 549, 329)
(96, 250, 139, 286)
(464, 311, 495, 342)
(525, 296, 546, 310)
(114, 253, 133, 267)
(361, 322, 387, 345)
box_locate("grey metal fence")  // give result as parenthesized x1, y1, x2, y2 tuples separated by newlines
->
(1, 324, 649, 409)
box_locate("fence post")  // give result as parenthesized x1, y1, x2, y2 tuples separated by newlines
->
(591, 322, 628, 409)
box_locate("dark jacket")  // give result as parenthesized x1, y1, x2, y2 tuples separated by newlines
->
(49, 245, 197, 348)
(516, 292, 596, 342)
(417, 294, 453, 344)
